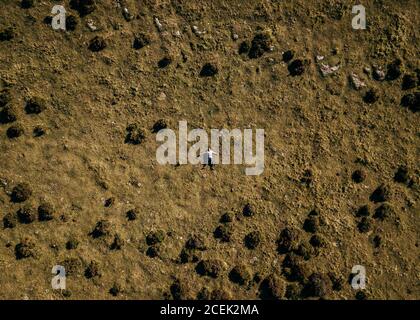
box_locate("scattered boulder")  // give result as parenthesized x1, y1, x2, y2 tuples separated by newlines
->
(25, 97, 46, 114)
(402, 74, 417, 90)
(303, 273, 330, 298)
(259, 274, 285, 300)
(90, 220, 111, 238)
(400, 92, 419, 113)
(0, 89, 11, 107)
(158, 57, 172, 69)
(229, 265, 251, 286)
(70, 0, 96, 16)
(6, 124, 24, 139)
(0, 105, 17, 124)
(15, 238, 36, 259)
(374, 203, 394, 221)
(126, 208, 138, 221)
(185, 235, 206, 251)
(11, 183, 32, 203)
(21, 0, 34, 9)
(242, 203, 255, 217)
(152, 119, 167, 133)
(195, 259, 223, 278)
(282, 50, 294, 62)
(238, 41, 250, 55)
(244, 231, 260, 249)
(370, 184, 391, 203)
(146, 230, 165, 246)
(38, 203, 55, 221)
(200, 63, 218, 77)
(85, 260, 100, 278)
(213, 224, 232, 242)
(356, 205, 370, 217)
(88, 36, 107, 52)
(3, 213, 17, 228)
(363, 89, 379, 104)
(125, 123, 145, 144)
(0, 27, 14, 41)
(394, 165, 410, 184)
(17, 205, 36, 224)
(133, 33, 151, 50)
(220, 212, 233, 223)
(66, 238, 79, 250)
(352, 169, 366, 183)
(248, 31, 273, 59)
(385, 59, 402, 81)
(65, 15, 78, 31)
(277, 227, 298, 254)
